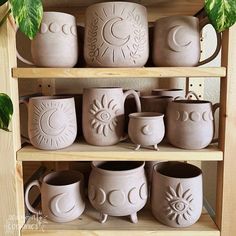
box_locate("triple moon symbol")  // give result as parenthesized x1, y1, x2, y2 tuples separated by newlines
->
(167, 25, 192, 52)
(40, 109, 66, 136)
(141, 125, 153, 135)
(50, 193, 76, 218)
(103, 17, 130, 46)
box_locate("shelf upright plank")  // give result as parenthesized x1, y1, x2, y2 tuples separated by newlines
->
(0, 4, 24, 236)
(216, 25, 236, 236)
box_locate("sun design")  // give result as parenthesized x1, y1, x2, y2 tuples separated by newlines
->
(90, 95, 119, 137)
(165, 183, 194, 225)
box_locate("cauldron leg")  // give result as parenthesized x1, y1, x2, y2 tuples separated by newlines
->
(100, 213, 108, 223)
(154, 144, 159, 151)
(135, 144, 141, 151)
(130, 212, 138, 223)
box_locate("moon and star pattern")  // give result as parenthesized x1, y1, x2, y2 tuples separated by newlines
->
(30, 101, 77, 150)
(86, 3, 148, 66)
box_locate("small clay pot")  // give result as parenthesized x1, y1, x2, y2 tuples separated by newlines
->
(151, 89, 185, 99)
(151, 161, 203, 227)
(128, 112, 165, 151)
(88, 161, 148, 223)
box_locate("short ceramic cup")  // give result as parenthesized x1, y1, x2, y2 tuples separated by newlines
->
(151, 89, 185, 99)
(128, 112, 165, 151)
(20, 96, 77, 150)
(88, 161, 148, 224)
(153, 16, 221, 67)
(151, 161, 203, 228)
(25, 171, 85, 223)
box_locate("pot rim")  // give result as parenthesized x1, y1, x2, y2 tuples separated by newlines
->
(129, 112, 164, 119)
(152, 88, 184, 92)
(155, 15, 199, 24)
(43, 11, 76, 19)
(171, 100, 212, 105)
(29, 96, 74, 102)
(91, 161, 145, 175)
(141, 95, 173, 100)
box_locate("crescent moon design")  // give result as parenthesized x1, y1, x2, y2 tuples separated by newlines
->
(142, 125, 153, 136)
(39, 108, 66, 136)
(167, 25, 192, 52)
(50, 193, 77, 218)
(102, 17, 130, 46)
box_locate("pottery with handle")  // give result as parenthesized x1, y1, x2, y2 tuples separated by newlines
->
(151, 89, 185, 99)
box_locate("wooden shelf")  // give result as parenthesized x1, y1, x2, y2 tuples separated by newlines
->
(12, 67, 226, 79)
(21, 204, 219, 236)
(17, 141, 223, 161)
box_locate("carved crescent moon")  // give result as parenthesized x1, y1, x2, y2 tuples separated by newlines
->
(142, 125, 153, 135)
(167, 25, 192, 52)
(50, 193, 76, 218)
(40, 108, 66, 136)
(102, 17, 130, 46)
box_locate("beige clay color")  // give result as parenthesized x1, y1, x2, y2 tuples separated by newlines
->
(151, 89, 185, 99)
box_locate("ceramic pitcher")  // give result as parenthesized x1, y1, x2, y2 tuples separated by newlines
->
(153, 16, 221, 66)
(17, 12, 78, 67)
(166, 93, 219, 149)
(88, 161, 148, 223)
(151, 161, 203, 227)
(84, 2, 149, 67)
(25, 171, 85, 223)
(20, 96, 77, 150)
(82, 87, 141, 146)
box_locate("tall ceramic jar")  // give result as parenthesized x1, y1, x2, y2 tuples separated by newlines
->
(84, 2, 149, 67)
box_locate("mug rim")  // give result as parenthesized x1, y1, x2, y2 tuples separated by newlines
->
(84, 87, 122, 91)
(141, 95, 173, 100)
(42, 170, 83, 187)
(43, 11, 76, 19)
(129, 112, 164, 119)
(152, 88, 184, 92)
(29, 96, 74, 102)
(155, 15, 199, 23)
(171, 100, 212, 105)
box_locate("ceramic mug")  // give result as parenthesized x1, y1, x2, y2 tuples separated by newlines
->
(151, 89, 185, 99)
(166, 92, 219, 149)
(82, 87, 141, 146)
(84, 2, 149, 67)
(151, 161, 203, 227)
(88, 161, 148, 223)
(128, 112, 165, 150)
(153, 16, 221, 66)
(25, 171, 85, 223)
(17, 12, 78, 67)
(20, 96, 77, 150)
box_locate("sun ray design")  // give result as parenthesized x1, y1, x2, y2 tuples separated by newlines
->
(90, 94, 119, 137)
(165, 183, 194, 225)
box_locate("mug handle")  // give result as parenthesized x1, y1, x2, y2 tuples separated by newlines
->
(123, 90, 141, 112)
(197, 17, 221, 66)
(211, 103, 220, 143)
(16, 27, 35, 65)
(25, 180, 42, 215)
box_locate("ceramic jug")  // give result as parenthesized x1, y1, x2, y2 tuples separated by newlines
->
(17, 12, 78, 67)
(25, 171, 85, 223)
(151, 161, 203, 227)
(152, 89, 185, 99)
(84, 2, 149, 67)
(166, 93, 219, 149)
(20, 96, 77, 150)
(82, 87, 141, 146)
(88, 161, 148, 223)
(153, 16, 221, 66)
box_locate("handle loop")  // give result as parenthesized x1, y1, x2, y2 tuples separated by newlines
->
(211, 103, 220, 143)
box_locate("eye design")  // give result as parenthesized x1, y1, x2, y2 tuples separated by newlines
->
(165, 183, 194, 225)
(90, 95, 119, 137)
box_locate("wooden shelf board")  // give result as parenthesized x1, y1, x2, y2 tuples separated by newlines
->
(12, 67, 226, 79)
(21, 204, 219, 236)
(17, 141, 223, 161)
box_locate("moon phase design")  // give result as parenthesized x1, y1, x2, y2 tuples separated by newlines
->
(189, 112, 200, 122)
(50, 193, 76, 218)
(168, 25, 192, 52)
(141, 125, 153, 135)
(102, 17, 130, 46)
(108, 190, 125, 207)
(128, 187, 138, 204)
(139, 183, 148, 200)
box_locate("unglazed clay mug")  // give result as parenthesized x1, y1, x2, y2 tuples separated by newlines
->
(17, 12, 78, 67)
(152, 89, 185, 99)
(84, 2, 149, 67)
(82, 87, 141, 146)
(128, 112, 165, 151)
(20, 96, 77, 150)
(25, 171, 85, 223)
(153, 16, 221, 66)
(88, 161, 148, 223)
(151, 161, 203, 227)
(166, 92, 219, 149)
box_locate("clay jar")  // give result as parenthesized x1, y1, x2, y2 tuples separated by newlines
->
(21, 96, 77, 150)
(25, 171, 85, 223)
(128, 112, 165, 150)
(84, 2, 149, 67)
(88, 161, 148, 223)
(151, 162, 203, 227)
(153, 16, 221, 66)
(82, 87, 141, 146)
(166, 98, 219, 149)
(17, 12, 78, 67)
(152, 89, 185, 99)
